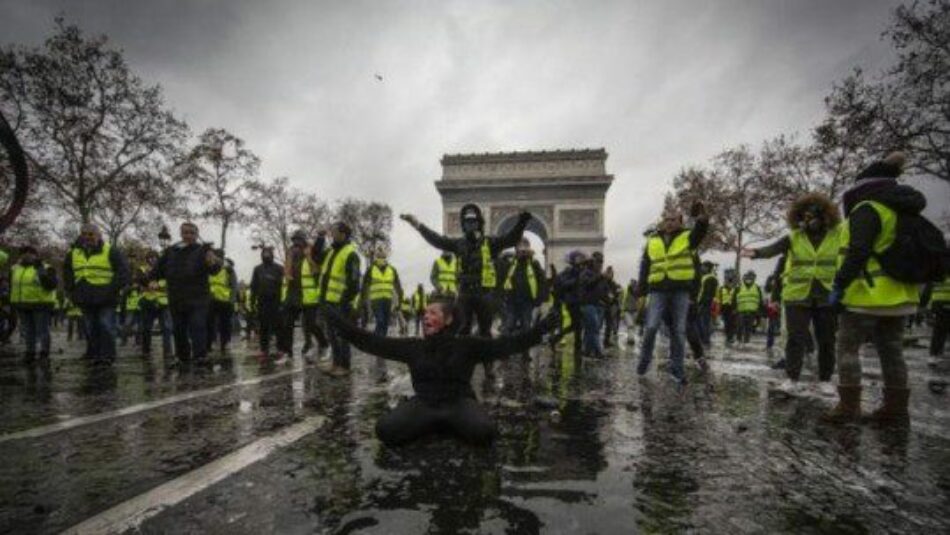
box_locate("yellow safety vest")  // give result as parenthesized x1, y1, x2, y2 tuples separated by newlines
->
(411, 289, 427, 311)
(142, 279, 168, 306)
(319, 242, 357, 304)
(932, 277, 950, 307)
(400, 298, 412, 314)
(434, 256, 458, 294)
(301, 259, 320, 305)
(65, 299, 82, 317)
(71, 244, 114, 286)
(839, 201, 920, 308)
(503, 259, 538, 300)
(697, 273, 717, 301)
(369, 263, 396, 302)
(782, 227, 840, 303)
(736, 283, 761, 313)
(125, 289, 141, 312)
(478, 240, 497, 289)
(561, 303, 572, 330)
(717, 286, 735, 307)
(209, 269, 232, 303)
(11, 264, 56, 306)
(646, 231, 695, 284)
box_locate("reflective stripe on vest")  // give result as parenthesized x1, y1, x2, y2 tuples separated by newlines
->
(932, 277, 950, 306)
(319, 243, 357, 304)
(503, 259, 538, 300)
(480, 240, 496, 289)
(369, 264, 396, 302)
(838, 200, 921, 308)
(412, 289, 427, 310)
(717, 286, 735, 306)
(435, 256, 458, 293)
(301, 259, 320, 305)
(736, 283, 761, 313)
(71, 244, 114, 286)
(782, 227, 840, 303)
(400, 298, 411, 313)
(11, 264, 55, 306)
(647, 231, 694, 284)
(142, 279, 168, 306)
(209, 269, 232, 303)
(126, 290, 141, 311)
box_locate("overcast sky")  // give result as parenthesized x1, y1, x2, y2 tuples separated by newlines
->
(3, 0, 945, 285)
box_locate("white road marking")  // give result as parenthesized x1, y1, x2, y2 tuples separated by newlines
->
(63, 415, 326, 535)
(0, 366, 310, 444)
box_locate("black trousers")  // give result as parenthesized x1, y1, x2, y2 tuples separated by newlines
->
(457, 292, 495, 337)
(738, 312, 756, 343)
(931, 305, 949, 357)
(784, 303, 836, 381)
(375, 396, 496, 446)
(206, 300, 233, 351)
(721, 306, 737, 343)
(279, 305, 326, 355)
(257, 297, 281, 353)
(567, 303, 584, 354)
(170, 303, 209, 361)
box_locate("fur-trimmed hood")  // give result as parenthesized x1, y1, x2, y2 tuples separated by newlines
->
(786, 192, 840, 229)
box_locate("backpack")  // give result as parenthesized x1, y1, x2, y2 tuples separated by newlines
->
(875, 212, 949, 284)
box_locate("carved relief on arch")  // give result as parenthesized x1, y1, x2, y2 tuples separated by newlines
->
(559, 208, 600, 232)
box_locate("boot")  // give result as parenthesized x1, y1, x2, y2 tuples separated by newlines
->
(821, 385, 862, 424)
(865, 387, 910, 425)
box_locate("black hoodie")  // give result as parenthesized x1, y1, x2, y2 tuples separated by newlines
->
(834, 178, 927, 292)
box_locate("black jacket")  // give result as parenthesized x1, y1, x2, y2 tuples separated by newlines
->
(326, 310, 552, 405)
(553, 266, 584, 306)
(415, 217, 529, 295)
(63, 240, 130, 308)
(152, 242, 221, 308)
(834, 178, 927, 292)
(579, 268, 611, 306)
(250, 261, 284, 305)
(638, 219, 709, 295)
(505, 257, 548, 304)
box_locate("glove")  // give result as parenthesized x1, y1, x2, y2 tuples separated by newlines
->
(827, 288, 843, 307)
(540, 308, 561, 332)
(689, 201, 705, 218)
(518, 211, 533, 224)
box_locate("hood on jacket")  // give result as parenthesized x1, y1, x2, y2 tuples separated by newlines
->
(787, 192, 840, 229)
(842, 178, 927, 216)
(459, 203, 485, 232)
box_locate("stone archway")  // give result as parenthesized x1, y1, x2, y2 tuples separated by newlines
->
(434, 149, 613, 269)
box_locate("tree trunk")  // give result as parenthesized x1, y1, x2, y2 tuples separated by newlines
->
(220, 218, 229, 251)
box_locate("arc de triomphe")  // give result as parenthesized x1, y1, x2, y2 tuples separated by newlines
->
(435, 149, 613, 269)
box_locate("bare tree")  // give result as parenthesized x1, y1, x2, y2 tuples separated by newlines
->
(670, 146, 784, 273)
(180, 127, 259, 251)
(334, 198, 392, 261)
(0, 18, 187, 224)
(245, 176, 329, 260)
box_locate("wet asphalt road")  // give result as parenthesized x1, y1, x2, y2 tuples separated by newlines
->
(0, 324, 949, 534)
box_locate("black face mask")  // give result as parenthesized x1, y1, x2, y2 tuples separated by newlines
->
(461, 218, 480, 235)
(262, 254, 274, 264)
(805, 218, 824, 232)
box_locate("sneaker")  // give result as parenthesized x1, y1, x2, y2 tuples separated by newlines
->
(772, 379, 800, 395)
(771, 359, 787, 370)
(816, 382, 837, 398)
(328, 365, 351, 377)
(302, 347, 315, 359)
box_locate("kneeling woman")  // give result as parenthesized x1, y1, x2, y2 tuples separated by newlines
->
(325, 300, 556, 446)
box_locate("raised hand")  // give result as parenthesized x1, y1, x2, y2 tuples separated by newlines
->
(400, 213, 420, 228)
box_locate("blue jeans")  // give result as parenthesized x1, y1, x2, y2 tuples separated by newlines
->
(16, 308, 51, 356)
(637, 291, 690, 380)
(82, 306, 118, 361)
(581, 304, 604, 355)
(142, 304, 172, 354)
(171, 303, 209, 361)
(372, 299, 392, 336)
(504, 298, 535, 334)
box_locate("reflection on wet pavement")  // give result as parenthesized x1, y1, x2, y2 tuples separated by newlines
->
(0, 329, 948, 534)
